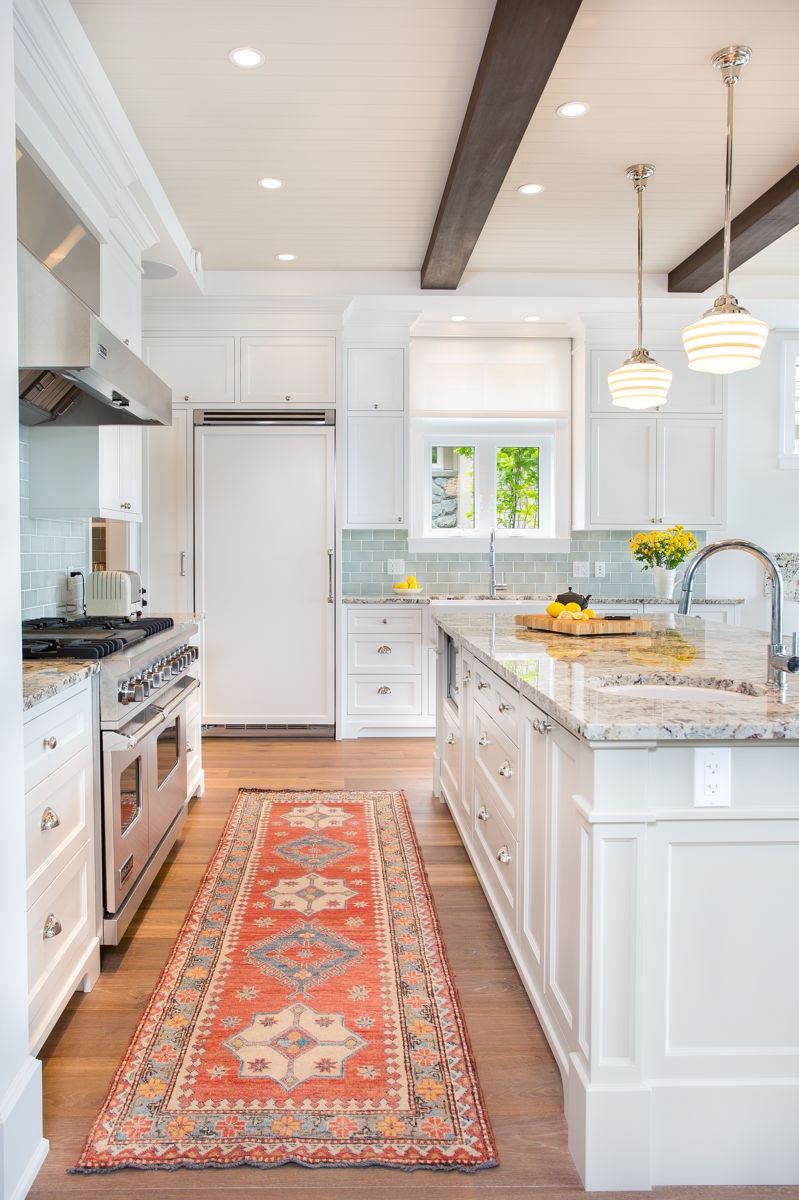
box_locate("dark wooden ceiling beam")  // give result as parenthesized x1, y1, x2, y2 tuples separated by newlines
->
(668, 164, 799, 293)
(420, 0, 582, 291)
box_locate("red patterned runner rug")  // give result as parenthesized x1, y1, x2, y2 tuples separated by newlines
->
(72, 788, 498, 1173)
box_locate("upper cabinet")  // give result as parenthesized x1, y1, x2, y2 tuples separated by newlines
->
(143, 336, 236, 406)
(346, 346, 404, 411)
(240, 336, 336, 407)
(344, 345, 407, 528)
(28, 426, 143, 522)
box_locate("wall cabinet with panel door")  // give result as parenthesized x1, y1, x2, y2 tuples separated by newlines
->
(589, 415, 724, 529)
(144, 408, 193, 613)
(24, 677, 101, 1053)
(344, 345, 407, 527)
(29, 425, 142, 522)
(240, 335, 336, 407)
(143, 336, 236, 406)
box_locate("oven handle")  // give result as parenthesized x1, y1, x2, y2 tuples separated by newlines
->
(105, 677, 200, 750)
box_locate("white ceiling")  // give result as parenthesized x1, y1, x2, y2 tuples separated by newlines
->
(69, 0, 799, 309)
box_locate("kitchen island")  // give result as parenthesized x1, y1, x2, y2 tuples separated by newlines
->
(434, 611, 799, 1191)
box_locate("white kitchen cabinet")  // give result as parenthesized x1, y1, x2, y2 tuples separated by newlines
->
(24, 677, 101, 1054)
(590, 348, 724, 415)
(144, 408, 192, 612)
(143, 336, 236, 406)
(29, 424, 142, 521)
(340, 605, 434, 737)
(589, 415, 724, 528)
(240, 335, 336, 407)
(346, 346, 404, 411)
(345, 414, 405, 527)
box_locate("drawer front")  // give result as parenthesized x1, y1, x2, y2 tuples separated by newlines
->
(347, 633, 421, 673)
(347, 675, 422, 716)
(473, 708, 519, 833)
(472, 785, 519, 933)
(24, 682, 93, 792)
(347, 606, 422, 636)
(472, 664, 519, 744)
(28, 845, 94, 1030)
(26, 746, 93, 902)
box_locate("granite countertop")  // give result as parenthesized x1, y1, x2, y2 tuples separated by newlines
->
(434, 611, 799, 743)
(23, 661, 99, 711)
(343, 594, 743, 606)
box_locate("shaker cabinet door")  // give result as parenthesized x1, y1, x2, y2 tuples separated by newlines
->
(345, 415, 405, 527)
(589, 417, 656, 527)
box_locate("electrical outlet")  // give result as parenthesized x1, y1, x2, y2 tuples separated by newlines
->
(573, 561, 589, 579)
(594, 561, 606, 577)
(693, 747, 731, 807)
(387, 558, 405, 575)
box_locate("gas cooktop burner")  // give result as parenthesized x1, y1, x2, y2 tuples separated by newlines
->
(22, 636, 127, 660)
(22, 616, 174, 636)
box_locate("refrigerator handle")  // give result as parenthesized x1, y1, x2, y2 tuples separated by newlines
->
(327, 548, 334, 603)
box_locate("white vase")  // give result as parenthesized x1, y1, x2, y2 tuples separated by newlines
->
(652, 565, 677, 599)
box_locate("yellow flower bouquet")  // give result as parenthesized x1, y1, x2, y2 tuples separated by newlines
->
(629, 525, 698, 571)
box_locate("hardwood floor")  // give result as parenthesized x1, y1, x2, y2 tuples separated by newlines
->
(29, 737, 797, 1200)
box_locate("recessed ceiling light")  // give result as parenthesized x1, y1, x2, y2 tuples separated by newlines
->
(229, 46, 264, 68)
(141, 260, 178, 280)
(275, 253, 296, 262)
(557, 101, 589, 118)
(517, 183, 544, 195)
(450, 314, 467, 322)
(258, 177, 284, 190)
(523, 315, 541, 323)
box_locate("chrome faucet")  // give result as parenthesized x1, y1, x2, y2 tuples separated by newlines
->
(679, 538, 799, 693)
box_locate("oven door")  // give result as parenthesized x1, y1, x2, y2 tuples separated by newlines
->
(148, 678, 194, 853)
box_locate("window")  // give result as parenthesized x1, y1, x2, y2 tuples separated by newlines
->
(779, 339, 799, 468)
(410, 418, 569, 549)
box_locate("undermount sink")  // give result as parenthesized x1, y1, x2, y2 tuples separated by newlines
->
(593, 680, 766, 702)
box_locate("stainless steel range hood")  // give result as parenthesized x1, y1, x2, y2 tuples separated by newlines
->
(18, 244, 171, 427)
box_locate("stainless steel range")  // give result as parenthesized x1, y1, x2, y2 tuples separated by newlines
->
(23, 615, 200, 944)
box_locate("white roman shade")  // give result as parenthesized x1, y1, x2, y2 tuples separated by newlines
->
(410, 337, 571, 416)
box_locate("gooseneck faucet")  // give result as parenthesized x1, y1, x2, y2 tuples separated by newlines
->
(488, 528, 497, 599)
(679, 539, 799, 693)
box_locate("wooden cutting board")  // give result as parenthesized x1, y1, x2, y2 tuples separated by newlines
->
(515, 613, 652, 637)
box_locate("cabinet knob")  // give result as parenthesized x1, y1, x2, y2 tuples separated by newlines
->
(462, 671, 471, 684)
(43, 735, 57, 750)
(396, 516, 403, 523)
(373, 402, 379, 409)
(498, 760, 514, 778)
(40, 806, 61, 831)
(377, 685, 391, 695)
(477, 732, 490, 746)
(537, 719, 552, 734)
(285, 394, 292, 402)
(187, 743, 194, 754)
(477, 806, 490, 821)
(382, 618, 388, 624)
(183, 394, 190, 401)
(120, 501, 132, 510)
(477, 680, 490, 690)
(497, 846, 512, 865)
(42, 913, 63, 939)
(498, 701, 513, 714)
(377, 645, 391, 654)
(446, 733, 456, 745)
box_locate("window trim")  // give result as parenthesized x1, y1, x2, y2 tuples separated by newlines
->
(779, 338, 799, 469)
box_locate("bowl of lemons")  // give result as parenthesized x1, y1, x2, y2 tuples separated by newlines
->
(393, 574, 421, 593)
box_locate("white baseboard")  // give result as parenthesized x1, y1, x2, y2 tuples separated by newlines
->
(0, 1055, 48, 1200)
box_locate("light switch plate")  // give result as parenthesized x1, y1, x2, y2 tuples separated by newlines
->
(573, 561, 589, 578)
(387, 558, 405, 575)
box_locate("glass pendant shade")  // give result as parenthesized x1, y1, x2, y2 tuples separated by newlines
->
(609, 349, 673, 409)
(682, 47, 768, 375)
(683, 296, 769, 374)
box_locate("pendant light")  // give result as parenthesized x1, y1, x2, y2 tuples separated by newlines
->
(608, 164, 672, 409)
(682, 47, 768, 374)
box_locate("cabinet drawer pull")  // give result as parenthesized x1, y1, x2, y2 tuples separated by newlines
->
(477, 806, 490, 821)
(40, 807, 61, 831)
(498, 760, 514, 778)
(497, 845, 512, 865)
(44, 735, 58, 750)
(498, 701, 513, 714)
(477, 680, 490, 690)
(285, 394, 292, 402)
(462, 670, 471, 684)
(120, 501, 132, 510)
(377, 685, 391, 695)
(377, 645, 392, 654)
(42, 914, 62, 939)
(478, 732, 490, 746)
(533, 718, 552, 734)
(382, 618, 388, 624)
(187, 743, 194, 754)
(446, 733, 456, 745)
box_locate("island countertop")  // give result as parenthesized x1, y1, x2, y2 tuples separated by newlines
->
(434, 611, 799, 742)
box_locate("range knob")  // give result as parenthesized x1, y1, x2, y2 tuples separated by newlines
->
(118, 678, 144, 705)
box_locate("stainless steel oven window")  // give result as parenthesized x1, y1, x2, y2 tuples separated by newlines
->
(119, 757, 142, 834)
(156, 713, 181, 790)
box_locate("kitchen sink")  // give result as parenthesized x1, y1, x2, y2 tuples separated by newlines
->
(591, 679, 767, 702)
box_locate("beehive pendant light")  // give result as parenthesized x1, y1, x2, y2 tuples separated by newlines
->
(682, 47, 768, 374)
(608, 164, 672, 409)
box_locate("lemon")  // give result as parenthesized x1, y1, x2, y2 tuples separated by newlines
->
(557, 611, 574, 620)
(565, 601, 582, 613)
(583, 608, 596, 619)
(406, 575, 417, 587)
(394, 581, 408, 589)
(546, 601, 565, 617)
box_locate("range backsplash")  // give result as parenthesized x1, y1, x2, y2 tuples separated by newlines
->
(342, 528, 708, 599)
(19, 427, 91, 619)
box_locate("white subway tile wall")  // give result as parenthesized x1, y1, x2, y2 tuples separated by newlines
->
(341, 528, 707, 599)
(19, 429, 91, 619)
